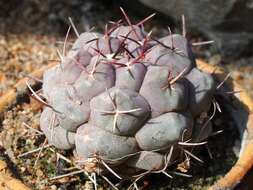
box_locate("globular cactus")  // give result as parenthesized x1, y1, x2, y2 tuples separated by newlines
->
(40, 9, 216, 180)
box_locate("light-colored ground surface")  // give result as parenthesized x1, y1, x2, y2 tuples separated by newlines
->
(0, 1, 252, 189)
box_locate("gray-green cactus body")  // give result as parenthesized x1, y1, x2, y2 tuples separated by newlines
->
(75, 124, 139, 160)
(135, 112, 193, 150)
(90, 87, 150, 136)
(40, 17, 216, 174)
(140, 66, 188, 117)
(40, 107, 75, 150)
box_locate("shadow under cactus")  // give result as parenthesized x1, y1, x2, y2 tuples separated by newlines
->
(0, 1, 251, 190)
(0, 11, 241, 190)
(0, 85, 240, 190)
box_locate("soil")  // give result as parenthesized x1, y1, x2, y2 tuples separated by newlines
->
(0, 86, 239, 190)
(1, 0, 252, 97)
(0, 0, 252, 190)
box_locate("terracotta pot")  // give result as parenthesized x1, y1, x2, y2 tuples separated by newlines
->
(0, 60, 252, 190)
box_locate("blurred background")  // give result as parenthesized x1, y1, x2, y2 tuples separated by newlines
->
(0, 0, 253, 189)
(0, 0, 252, 98)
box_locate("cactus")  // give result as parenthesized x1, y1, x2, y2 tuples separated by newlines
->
(40, 8, 216, 185)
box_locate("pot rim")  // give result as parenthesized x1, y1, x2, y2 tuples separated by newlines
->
(0, 60, 252, 190)
(197, 60, 253, 190)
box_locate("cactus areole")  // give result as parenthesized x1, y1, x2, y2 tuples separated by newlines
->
(40, 9, 216, 182)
